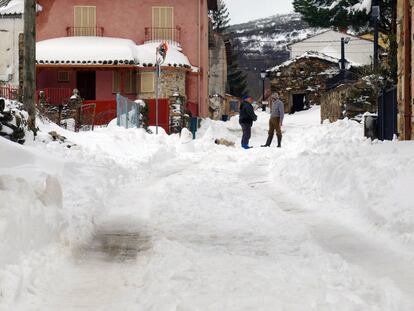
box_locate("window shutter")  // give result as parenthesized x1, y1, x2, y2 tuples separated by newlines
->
(74, 6, 96, 36)
(113, 72, 137, 94)
(140, 72, 155, 93)
(152, 7, 174, 41)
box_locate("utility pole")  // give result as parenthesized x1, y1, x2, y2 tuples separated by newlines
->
(23, 0, 36, 132)
(155, 42, 168, 135)
(372, 5, 380, 72)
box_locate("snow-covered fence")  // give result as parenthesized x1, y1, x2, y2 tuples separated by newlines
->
(116, 94, 141, 129)
(0, 85, 19, 101)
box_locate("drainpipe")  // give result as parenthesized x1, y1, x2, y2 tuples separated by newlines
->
(197, 0, 201, 116)
(404, 0, 412, 140)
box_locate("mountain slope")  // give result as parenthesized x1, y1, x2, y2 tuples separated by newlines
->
(228, 13, 325, 98)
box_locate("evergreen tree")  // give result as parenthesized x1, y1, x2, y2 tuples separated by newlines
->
(293, 0, 393, 34)
(209, 0, 231, 33)
(227, 39, 248, 98)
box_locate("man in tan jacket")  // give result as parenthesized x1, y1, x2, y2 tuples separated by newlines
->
(262, 92, 284, 148)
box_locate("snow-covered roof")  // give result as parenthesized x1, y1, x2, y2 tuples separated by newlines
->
(136, 42, 195, 71)
(36, 37, 138, 65)
(0, 0, 42, 15)
(268, 51, 345, 72)
(36, 37, 195, 70)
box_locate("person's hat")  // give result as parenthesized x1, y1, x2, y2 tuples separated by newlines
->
(242, 95, 252, 101)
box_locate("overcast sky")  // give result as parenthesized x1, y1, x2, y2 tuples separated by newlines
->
(224, 0, 294, 25)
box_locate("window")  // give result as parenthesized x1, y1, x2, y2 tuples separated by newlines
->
(229, 101, 239, 112)
(58, 71, 70, 82)
(152, 7, 174, 41)
(140, 72, 155, 93)
(74, 6, 96, 36)
(113, 71, 136, 94)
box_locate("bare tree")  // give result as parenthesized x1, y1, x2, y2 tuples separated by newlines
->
(23, 0, 36, 132)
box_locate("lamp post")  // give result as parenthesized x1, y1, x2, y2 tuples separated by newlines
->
(260, 70, 267, 111)
(340, 37, 350, 71)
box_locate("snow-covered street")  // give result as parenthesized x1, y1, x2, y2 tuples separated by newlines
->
(2, 107, 414, 310)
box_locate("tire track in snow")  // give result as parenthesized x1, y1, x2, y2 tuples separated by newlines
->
(262, 182, 414, 308)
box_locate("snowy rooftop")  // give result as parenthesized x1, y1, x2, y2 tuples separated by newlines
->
(36, 37, 195, 70)
(0, 0, 42, 15)
(268, 51, 358, 72)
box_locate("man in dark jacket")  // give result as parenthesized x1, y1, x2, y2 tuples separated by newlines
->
(239, 96, 257, 149)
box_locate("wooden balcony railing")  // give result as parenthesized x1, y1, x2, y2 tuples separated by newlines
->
(66, 26, 104, 37)
(144, 27, 181, 45)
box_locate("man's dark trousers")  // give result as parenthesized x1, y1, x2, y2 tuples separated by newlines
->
(240, 123, 252, 146)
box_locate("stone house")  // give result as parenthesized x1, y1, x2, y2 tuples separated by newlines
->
(0, 0, 24, 86)
(396, 0, 414, 140)
(268, 52, 341, 113)
(35, 0, 218, 131)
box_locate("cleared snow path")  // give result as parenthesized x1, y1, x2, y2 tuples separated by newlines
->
(4, 106, 414, 310)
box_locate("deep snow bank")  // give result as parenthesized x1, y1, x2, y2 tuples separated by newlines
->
(0, 137, 64, 306)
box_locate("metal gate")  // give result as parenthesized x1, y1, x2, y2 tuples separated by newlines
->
(116, 94, 141, 128)
(378, 87, 397, 141)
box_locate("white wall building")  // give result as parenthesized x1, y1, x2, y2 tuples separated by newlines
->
(0, 0, 24, 86)
(289, 30, 374, 67)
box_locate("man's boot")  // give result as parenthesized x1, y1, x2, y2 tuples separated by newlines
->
(277, 134, 282, 148)
(261, 135, 273, 147)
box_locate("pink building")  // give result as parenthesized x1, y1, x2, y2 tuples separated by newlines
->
(36, 0, 218, 126)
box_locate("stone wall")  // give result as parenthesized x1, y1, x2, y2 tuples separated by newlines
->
(208, 32, 227, 97)
(321, 80, 378, 123)
(269, 57, 340, 113)
(139, 69, 186, 100)
(321, 84, 352, 123)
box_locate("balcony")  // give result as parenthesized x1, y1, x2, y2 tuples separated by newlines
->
(66, 27, 104, 37)
(144, 27, 181, 46)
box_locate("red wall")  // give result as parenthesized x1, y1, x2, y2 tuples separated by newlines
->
(37, 69, 77, 90)
(96, 71, 113, 101)
(36, 0, 210, 116)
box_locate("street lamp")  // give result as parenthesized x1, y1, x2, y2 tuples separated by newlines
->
(340, 37, 350, 71)
(260, 70, 267, 111)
